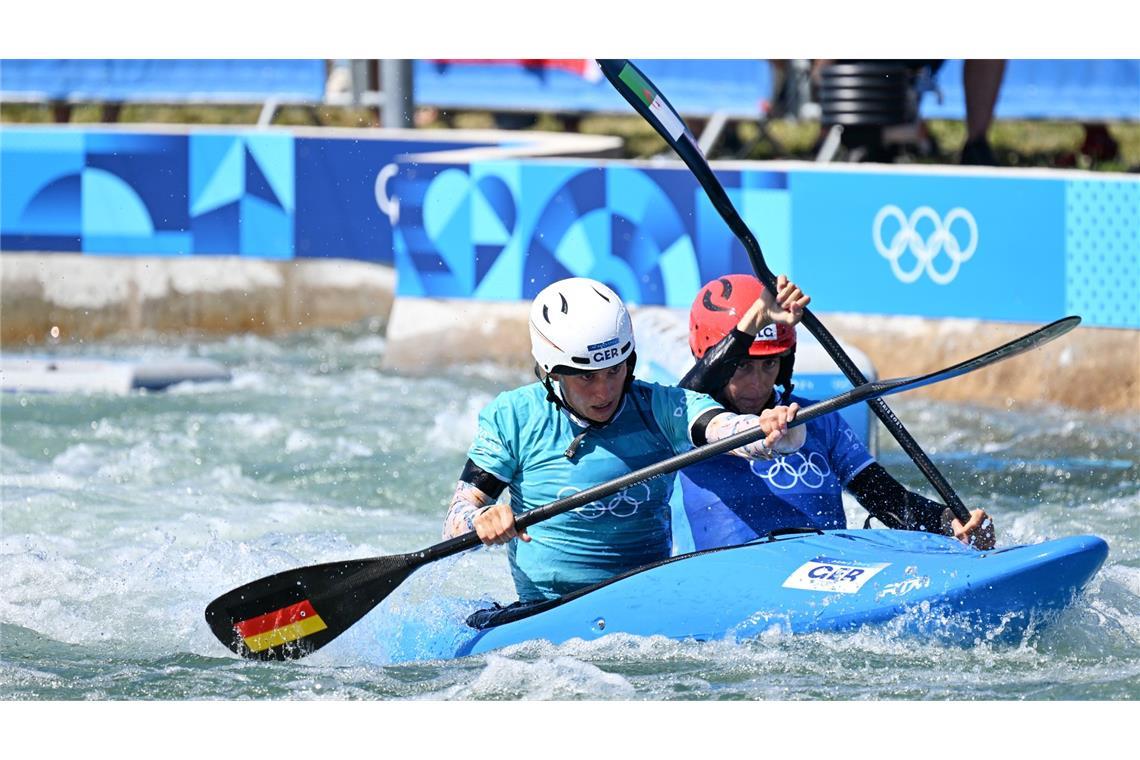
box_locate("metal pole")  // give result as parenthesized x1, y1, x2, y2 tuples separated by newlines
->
(380, 59, 414, 128)
(350, 60, 369, 106)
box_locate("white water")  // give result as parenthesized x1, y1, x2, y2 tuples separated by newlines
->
(2, 322, 1138, 701)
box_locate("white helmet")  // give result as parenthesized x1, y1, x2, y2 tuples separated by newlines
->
(529, 278, 635, 376)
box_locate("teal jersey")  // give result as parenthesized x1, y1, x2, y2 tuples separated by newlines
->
(468, 379, 722, 602)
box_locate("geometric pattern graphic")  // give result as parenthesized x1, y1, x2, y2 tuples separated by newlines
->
(389, 161, 478, 297)
(0, 126, 495, 264)
(292, 136, 485, 263)
(189, 133, 294, 258)
(0, 128, 298, 257)
(1, 129, 194, 254)
(1065, 180, 1140, 328)
(392, 159, 788, 308)
(519, 166, 695, 305)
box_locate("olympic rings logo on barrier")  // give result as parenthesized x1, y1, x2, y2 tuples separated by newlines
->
(750, 451, 832, 490)
(559, 482, 653, 519)
(872, 205, 978, 285)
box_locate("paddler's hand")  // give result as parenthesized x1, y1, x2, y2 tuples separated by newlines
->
(760, 403, 805, 454)
(944, 508, 996, 550)
(709, 405, 805, 461)
(738, 274, 811, 335)
(472, 502, 530, 546)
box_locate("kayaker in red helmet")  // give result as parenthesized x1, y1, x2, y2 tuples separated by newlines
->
(678, 273, 995, 550)
(442, 276, 806, 625)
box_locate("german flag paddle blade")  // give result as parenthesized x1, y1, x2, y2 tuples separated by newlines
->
(205, 555, 417, 661)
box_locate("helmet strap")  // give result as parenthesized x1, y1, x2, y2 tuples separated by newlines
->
(537, 369, 573, 415)
(775, 346, 796, 405)
(622, 351, 637, 393)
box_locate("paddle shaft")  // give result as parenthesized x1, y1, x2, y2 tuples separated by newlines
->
(596, 59, 972, 523)
(369, 372, 901, 567)
(410, 419, 779, 561)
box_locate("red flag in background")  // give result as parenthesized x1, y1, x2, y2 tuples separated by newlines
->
(432, 59, 602, 81)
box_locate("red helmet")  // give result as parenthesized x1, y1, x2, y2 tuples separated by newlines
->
(689, 275, 797, 359)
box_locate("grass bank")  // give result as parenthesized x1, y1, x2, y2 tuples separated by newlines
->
(3, 102, 1138, 171)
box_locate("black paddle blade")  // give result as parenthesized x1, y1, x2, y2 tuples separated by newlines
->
(204, 554, 418, 661)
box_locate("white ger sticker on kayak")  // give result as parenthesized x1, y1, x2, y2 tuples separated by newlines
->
(782, 558, 890, 593)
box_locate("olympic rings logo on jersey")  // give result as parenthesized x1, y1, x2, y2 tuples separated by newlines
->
(558, 482, 654, 519)
(470, 427, 505, 458)
(872, 205, 978, 285)
(750, 451, 832, 490)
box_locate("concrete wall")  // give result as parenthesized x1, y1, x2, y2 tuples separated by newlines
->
(1, 254, 395, 345)
(382, 296, 1139, 413)
(819, 314, 1138, 413)
(4, 259, 1133, 411)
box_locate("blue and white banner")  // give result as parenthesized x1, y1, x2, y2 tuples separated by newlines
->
(391, 160, 790, 305)
(0, 127, 491, 263)
(2, 126, 1136, 329)
(791, 170, 1067, 323)
(393, 160, 1137, 329)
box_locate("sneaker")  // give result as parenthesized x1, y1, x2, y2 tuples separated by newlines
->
(960, 138, 998, 166)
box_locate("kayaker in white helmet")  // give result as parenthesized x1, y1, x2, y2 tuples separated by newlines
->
(677, 273, 995, 550)
(442, 276, 805, 621)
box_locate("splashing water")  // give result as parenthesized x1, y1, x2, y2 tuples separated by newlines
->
(2, 323, 1138, 700)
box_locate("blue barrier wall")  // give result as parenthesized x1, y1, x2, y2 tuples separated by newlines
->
(0, 127, 493, 263)
(4, 126, 1136, 329)
(391, 160, 780, 302)
(392, 161, 1139, 329)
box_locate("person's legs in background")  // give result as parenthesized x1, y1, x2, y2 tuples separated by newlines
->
(1078, 123, 1120, 162)
(960, 59, 1006, 165)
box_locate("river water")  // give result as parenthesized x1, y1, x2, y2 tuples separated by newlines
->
(2, 322, 1138, 702)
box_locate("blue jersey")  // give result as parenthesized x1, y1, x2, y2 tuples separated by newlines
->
(468, 379, 721, 602)
(673, 395, 874, 553)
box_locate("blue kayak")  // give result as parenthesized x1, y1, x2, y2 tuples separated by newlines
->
(385, 528, 1107, 661)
